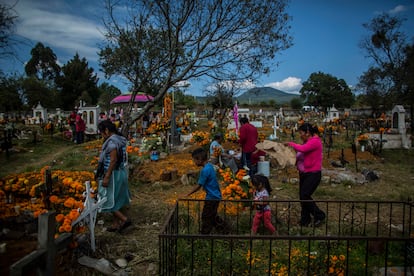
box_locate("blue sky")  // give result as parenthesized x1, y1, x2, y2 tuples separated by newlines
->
(2, 0, 414, 96)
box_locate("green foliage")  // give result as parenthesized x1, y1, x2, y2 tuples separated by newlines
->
(173, 89, 197, 109)
(300, 72, 355, 110)
(22, 76, 58, 108)
(175, 234, 409, 275)
(0, 73, 23, 112)
(57, 53, 99, 109)
(358, 14, 412, 111)
(290, 97, 303, 110)
(25, 42, 61, 83)
(97, 82, 122, 111)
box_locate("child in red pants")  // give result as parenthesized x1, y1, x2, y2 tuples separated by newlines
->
(251, 174, 276, 235)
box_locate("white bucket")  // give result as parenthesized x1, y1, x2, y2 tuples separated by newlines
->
(257, 161, 270, 177)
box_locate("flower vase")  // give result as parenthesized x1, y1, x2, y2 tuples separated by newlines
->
(150, 151, 159, 161)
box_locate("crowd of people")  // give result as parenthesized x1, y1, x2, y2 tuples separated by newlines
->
(89, 110, 324, 235)
(183, 117, 325, 235)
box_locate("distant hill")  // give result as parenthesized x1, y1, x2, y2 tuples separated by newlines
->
(236, 87, 300, 104)
(194, 86, 301, 104)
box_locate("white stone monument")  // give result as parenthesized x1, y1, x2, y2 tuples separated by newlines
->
(78, 100, 101, 134)
(324, 105, 339, 122)
(32, 102, 48, 124)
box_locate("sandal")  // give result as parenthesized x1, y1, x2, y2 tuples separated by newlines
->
(107, 226, 120, 232)
(118, 218, 132, 232)
(106, 221, 121, 232)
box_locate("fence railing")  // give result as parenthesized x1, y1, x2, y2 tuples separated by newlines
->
(159, 199, 414, 275)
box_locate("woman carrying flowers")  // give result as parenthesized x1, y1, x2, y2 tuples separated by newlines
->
(97, 120, 131, 232)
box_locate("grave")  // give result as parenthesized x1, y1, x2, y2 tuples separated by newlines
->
(367, 105, 412, 149)
(78, 102, 101, 135)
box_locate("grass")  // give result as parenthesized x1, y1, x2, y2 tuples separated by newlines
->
(0, 131, 96, 178)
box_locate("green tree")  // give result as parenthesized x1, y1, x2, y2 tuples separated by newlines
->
(205, 82, 237, 128)
(356, 67, 391, 114)
(290, 97, 302, 110)
(358, 14, 410, 111)
(25, 42, 61, 83)
(300, 72, 354, 111)
(173, 89, 197, 110)
(99, 0, 292, 136)
(401, 43, 414, 131)
(97, 82, 122, 111)
(0, 2, 18, 60)
(0, 73, 23, 112)
(57, 53, 99, 110)
(21, 76, 57, 109)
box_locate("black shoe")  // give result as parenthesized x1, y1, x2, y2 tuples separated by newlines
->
(313, 219, 324, 227)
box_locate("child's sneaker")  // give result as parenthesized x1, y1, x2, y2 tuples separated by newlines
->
(243, 166, 250, 171)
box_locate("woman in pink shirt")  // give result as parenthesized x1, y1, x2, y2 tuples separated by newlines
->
(285, 123, 325, 227)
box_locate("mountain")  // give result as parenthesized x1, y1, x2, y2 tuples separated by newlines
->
(236, 87, 300, 104)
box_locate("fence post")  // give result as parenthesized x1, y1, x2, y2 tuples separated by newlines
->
(37, 211, 57, 276)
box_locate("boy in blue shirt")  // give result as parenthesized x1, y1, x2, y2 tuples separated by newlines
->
(186, 147, 228, 234)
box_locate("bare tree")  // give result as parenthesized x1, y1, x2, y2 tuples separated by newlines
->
(205, 81, 240, 129)
(0, 2, 18, 60)
(99, 0, 292, 136)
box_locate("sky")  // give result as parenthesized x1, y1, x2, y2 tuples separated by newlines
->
(2, 0, 414, 97)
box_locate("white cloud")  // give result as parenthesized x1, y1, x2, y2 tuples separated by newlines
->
(174, 80, 191, 88)
(389, 5, 406, 15)
(264, 77, 303, 94)
(235, 79, 256, 90)
(13, 0, 104, 62)
(205, 79, 256, 92)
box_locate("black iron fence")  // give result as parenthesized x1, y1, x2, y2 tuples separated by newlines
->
(159, 199, 414, 275)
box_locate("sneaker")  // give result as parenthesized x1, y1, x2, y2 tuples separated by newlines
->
(243, 166, 250, 171)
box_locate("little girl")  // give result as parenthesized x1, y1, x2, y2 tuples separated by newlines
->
(251, 174, 277, 235)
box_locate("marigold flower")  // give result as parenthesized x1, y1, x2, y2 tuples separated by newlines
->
(63, 223, 72, 232)
(55, 213, 65, 223)
(49, 195, 59, 203)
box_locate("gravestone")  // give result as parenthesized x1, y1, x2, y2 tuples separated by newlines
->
(392, 105, 406, 134)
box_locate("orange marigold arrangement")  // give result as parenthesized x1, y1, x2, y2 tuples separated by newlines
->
(357, 133, 369, 145)
(218, 168, 251, 215)
(0, 166, 97, 238)
(212, 146, 222, 157)
(190, 130, 211, 146)
(258, 132, 266, 143)
(224, 130, 238, 143)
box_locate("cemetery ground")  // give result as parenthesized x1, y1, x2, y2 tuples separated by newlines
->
(0, 124, 413, 275)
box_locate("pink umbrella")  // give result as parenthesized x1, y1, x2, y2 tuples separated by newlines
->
(110, 93, 154, 104)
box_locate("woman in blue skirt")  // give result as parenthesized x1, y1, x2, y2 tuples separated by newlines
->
(97, 120, 131, 232)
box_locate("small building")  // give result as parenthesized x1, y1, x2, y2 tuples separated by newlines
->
(324, 105, 339, 122)
(78, 104, 101, 134)
(32, 102, 48, 124)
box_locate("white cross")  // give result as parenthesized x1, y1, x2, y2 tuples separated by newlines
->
(71, 181, 107, 252)
(270, 115, 279, 140)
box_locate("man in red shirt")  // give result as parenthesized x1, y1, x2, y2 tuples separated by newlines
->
(238, 117, 258, 175)
(75, 111, 86, 144)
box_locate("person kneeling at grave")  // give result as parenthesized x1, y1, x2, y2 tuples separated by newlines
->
(209, 132, 239, 174)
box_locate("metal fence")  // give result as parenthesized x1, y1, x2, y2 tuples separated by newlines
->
(159, 199, 414, 275)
